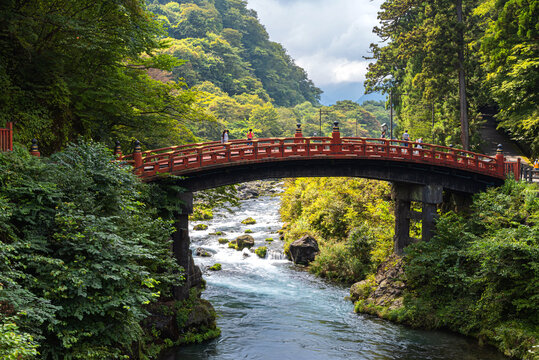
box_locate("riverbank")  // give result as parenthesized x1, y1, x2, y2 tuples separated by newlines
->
(162, 186, 509, 359)
(279, 177, 538, 360)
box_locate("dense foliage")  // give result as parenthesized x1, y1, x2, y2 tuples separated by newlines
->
(0, 0, 208, 154)
(146, 0, 322, 107)
(280, 178, 394, 283)
(366, 0, 538, 156)
(0, 143, 181, 359)
(401, 179, 538, 359)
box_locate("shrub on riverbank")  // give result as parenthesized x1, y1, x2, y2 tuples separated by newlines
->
(401, 179, 538, 359)
(353, 179, 539, 359)
(280, 178, 394, 283)
(0, 143, 183, 358)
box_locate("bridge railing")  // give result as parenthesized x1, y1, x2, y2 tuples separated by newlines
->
(128, 136, 511, 180)
(0, 122, 13, 152)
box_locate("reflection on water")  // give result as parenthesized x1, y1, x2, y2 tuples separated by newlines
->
(163, 192, 506, 360)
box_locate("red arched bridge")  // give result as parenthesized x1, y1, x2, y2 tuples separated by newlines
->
(119, 123, 520, 194)
(115, 123, 525, 300)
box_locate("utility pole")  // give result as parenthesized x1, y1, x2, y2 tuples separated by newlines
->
(389, 90, 393, 139)
(319, 108, 330, 135)
(431, 103, 435, 143)
(456, 0, 469, 150)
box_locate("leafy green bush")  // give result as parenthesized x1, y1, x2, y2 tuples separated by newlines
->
(280, 178, 394, 283)
(0, 319, 38, 360)
(0, 143, 182, 358)
(404, 179, 538, 359)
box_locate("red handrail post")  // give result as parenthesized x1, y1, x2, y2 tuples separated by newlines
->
(8, 122, 13, 151)
(294, 123, 303, 143)
(114, 140, 123, 159)
(495, 144, 504, 177)
(515, 158, 521, 180)
(331, 121, 341, 153)
(133, 140, 143, 174)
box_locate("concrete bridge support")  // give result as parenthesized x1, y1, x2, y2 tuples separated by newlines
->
(171, 191, 202, 301)
(392, 183, 443, 255)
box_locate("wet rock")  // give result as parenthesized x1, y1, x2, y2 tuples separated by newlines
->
(195, 248, 212, 257)
(352, 254, 406, 311)
(241, 217, 256, 225)
(234, 235, 255, 250)
(289, 235, 319, 265)
(193, 224, 208, 231)
(350, 279, 375, 302)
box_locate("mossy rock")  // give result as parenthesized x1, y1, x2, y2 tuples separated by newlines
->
(190, 208, 214, 221)
(241, 217, 256, 225)
(255, 246, 267, 258)
(209, 263, 222, 271)
(209, 231, 224, 236)
(233, 235, 255, 250)
(218, 238, 229, 244)
(193, 224, 208, 231)
(265, 238, 274, 242)
(228, 240, 237, 249)
(244, 229, 253, 234)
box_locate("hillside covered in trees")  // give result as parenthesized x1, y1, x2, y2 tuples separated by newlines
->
(146, 0, 322, 107)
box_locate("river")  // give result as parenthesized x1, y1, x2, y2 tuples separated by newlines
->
(163, 187, 507, 360)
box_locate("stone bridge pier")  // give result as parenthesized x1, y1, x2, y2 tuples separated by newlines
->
(392, 183, 444, 255)
(171, 191, 202, 301)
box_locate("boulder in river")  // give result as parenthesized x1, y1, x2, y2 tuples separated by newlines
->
(289, 235, 319, 265)
(195, 247, 212, 257)
(193, 224, 208, 231)
(234, 234, 255, 250)
(241, 217, 256, 225)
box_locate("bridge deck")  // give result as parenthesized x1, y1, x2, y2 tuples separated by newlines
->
(120, 136, 516, 182)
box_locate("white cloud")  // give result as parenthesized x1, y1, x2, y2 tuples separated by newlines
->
(247, 0, 383, 88)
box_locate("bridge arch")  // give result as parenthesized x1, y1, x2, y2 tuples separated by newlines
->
(120, 126, 518, 300)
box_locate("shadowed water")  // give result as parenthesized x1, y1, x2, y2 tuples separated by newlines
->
(163, 192, 507, 360)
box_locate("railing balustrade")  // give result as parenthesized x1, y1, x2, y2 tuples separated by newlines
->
(126, 136, 514, 181)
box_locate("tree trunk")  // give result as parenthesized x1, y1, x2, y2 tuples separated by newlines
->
(456, 0, 469, 150)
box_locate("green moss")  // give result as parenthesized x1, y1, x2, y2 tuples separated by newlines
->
(193, 224, 208, 231)
(241, 217, 256, 225)
(244, 229, 253, 233)
(190, 208, 214, 221)
(228, 240, 237, 249)
(255, 246, 267, 258)
(209, 231, 224, 236)
(218, 238, 229, 244)
(209, 263, 222, 271)
(265, 238, 274, 242)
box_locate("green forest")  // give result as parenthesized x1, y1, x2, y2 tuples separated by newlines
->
(0, 0, 537, 358)
(365, 0, 538, 155)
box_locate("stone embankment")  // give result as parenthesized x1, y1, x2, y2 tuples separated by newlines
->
(350, 255, 405, 313)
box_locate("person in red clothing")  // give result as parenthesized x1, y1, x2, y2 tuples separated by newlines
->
(247, 129, 254, 145)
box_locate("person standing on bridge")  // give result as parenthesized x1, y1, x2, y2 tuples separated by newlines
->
(221, 130, 229, 144)
(402, 130, 410, 142)
(247, 129, 254, 145)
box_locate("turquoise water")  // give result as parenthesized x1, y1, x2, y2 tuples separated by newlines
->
(163, 193, 507, 360)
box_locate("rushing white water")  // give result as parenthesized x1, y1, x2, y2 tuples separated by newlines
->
(163, 190, 507, 360)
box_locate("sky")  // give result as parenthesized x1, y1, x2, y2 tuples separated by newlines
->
(246, 0, 386, 105)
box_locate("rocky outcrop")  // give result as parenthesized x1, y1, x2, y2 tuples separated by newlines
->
(195, 248, 212, 257)
(232, 235, 255, 250)
(289, 235, 319, 265)
(351, 254, 405, 311)
(236, 180, 282, 199)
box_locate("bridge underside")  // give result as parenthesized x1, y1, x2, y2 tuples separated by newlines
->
(166, 158, 503, 300)
(162, 158, 503, 194)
